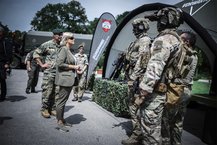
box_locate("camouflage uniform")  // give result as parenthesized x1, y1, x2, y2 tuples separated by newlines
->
(122, 18, 151, 145)
(139, 29, 181, 144)
(73, 52, 88, 101)
(33, 40, 61, 113)
(25, 50, 40, 93)
(139, 7, 183, 145)
(161, 33, 198, 145)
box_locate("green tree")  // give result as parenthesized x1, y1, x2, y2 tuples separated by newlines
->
(31, 0, 89, 34)
(0, 22, 10, 36)
(116, 11, 130, 25)
(88, 18, 99, 34)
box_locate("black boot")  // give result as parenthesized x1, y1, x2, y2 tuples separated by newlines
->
(72, 98, 78, 101)
(26, 88, 30, 94)
(31, 88, 36, 93)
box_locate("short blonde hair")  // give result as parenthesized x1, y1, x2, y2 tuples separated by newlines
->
(60, 32, 74, 46)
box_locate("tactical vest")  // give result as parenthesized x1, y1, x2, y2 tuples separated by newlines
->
(160, 31, 197, 82)
(155, 31, 197, 106)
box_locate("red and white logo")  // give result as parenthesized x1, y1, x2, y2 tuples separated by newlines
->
(102, 19, 112, 32)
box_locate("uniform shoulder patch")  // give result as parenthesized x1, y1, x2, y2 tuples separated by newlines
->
(152, 40, 163, 54)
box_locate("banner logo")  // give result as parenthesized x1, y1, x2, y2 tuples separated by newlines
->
(102, 19, 112, 32)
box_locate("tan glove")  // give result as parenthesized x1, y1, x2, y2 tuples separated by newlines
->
(134, 89, 149, 106)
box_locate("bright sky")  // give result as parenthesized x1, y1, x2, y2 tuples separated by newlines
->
(0, 0, 182, 32)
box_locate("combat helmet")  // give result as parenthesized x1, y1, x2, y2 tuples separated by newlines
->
(157, 7, 183, 27)
(132, 18, 149, 37)
(145, 7, 183, 31)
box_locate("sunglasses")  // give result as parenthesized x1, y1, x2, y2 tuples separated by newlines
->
(68, 37, 74, 40)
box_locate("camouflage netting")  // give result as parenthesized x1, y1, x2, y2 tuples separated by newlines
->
(92, 79, 130, 117)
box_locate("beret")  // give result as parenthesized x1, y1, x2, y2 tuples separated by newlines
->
(52, 28, 63, 34)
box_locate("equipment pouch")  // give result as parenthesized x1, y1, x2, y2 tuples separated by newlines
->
(166, 83, 184, 107)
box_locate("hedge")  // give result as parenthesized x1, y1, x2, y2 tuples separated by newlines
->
(92, 79, 130, 117)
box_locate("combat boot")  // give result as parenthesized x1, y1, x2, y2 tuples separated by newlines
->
(50, 110, 57, 116)
(121, 134, 141, 145)
(78, 98, 82, 102)
(31, 88, 37, 93)
(26, 88, 30, 94)
(41, 109, 50, 118)
(72, 98, 78, 101)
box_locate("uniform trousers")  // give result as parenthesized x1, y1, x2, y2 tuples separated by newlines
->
(140, 92, 166, 145)
(127, 83, 142, 137)
(161, 87, 191, 145)
(26, 65, 40, 91)
(73, 72, 86, 99)
(41, 72, 58, 111)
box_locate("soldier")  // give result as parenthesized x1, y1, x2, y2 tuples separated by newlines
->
(25, 48, 40, 94)
(33, 28, 63, 118)
(161, 31, 198, 145)
(0, 26, 13, 102)
(138, 7, 184, 145)
(122, 18, 151, 145)
(72, 43, 88, 102)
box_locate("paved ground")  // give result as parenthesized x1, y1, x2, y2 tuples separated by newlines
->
(0, 69, 207, 145)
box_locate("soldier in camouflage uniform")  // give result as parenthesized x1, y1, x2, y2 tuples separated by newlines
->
(138, 7, 184, 145)
(33, 29, 63, 118)
(161, 31, 198, 145)
(72, 43, 88, 102)
(122, 18, 151, 145)
(25, 49, 40, 94)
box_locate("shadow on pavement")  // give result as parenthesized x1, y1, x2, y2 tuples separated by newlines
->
(6, 95, 27, 102)
(32, 90, 42, 93)
(64, 105, 74, 113)
(112, 120, 133, 136)
(0, 116, 13, 125)
(65, 114, 87, 125)
(82, 96, 91, 101)
(84, 90, 92, 94)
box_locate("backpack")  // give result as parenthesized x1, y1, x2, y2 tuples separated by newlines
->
(156, 31, 197, 106)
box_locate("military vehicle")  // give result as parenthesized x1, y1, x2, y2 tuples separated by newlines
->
(11, 31, 92, 68)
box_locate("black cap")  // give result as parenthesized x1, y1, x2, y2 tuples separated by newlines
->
(52, 28, 63, 35)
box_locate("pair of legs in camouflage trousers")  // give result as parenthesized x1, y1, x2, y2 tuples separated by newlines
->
(41, 73, 59, 118)
(122, 84, 142, 145)
(72, 73, 86, 102)
(26, 65, 40, 93)
(161, 87, 191, 145)
(140, 92, 166, 145)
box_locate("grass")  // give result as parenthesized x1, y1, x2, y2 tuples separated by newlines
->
(192, 81, 211, 94)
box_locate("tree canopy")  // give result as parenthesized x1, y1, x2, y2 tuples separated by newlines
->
(31, 0, 89, 34)
(116, 11, 129, 25)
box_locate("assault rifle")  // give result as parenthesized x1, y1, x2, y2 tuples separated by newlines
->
(110, 52, 126, 80)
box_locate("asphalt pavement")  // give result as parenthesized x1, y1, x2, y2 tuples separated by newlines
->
(0, 69, 207, 145)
